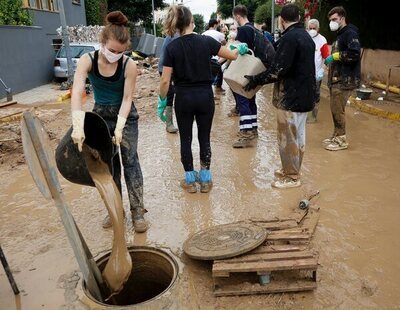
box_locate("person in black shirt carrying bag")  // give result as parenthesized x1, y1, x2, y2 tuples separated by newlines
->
(158, 5, 245, 194)
(244, 4, 316, 189)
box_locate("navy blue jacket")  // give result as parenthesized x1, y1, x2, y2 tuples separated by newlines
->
(329, 24, 361, 90)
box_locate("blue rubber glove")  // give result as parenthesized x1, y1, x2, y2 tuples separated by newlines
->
(157, 96, 167, 122)
(229, 43, 249, 55)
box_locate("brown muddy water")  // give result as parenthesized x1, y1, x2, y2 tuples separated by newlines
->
(1, 84, 400, 309)
(82, 147, 132, 299)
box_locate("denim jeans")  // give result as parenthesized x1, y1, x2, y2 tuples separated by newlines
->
(92, 104, 145, 214)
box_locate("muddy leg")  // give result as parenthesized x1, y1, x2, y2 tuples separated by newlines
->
(120, 108, 144, 212)
(330, 87, 351, 136)
(276, 109, 304, 180)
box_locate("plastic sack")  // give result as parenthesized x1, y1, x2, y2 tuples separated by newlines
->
(223, 50, 266, 99)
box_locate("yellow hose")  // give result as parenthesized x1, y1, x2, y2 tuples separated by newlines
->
(370, 81, 400, 95)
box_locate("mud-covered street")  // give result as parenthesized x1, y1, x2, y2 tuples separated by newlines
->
(1, 69, 400, 309)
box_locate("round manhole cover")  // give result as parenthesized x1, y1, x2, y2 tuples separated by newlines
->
(183, 222, 267, 260)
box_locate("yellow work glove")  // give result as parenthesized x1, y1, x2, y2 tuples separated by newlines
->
(71, 110, 85, 152)
(112, 115, 127, 146)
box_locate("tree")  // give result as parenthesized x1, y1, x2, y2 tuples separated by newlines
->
(210, 11, 217, 20)
(217, 0, 264, 22)
(193, 13, 205, 33)
(0, 0, 32, 26)
(85, 0, 108, 25)
(254, 0, 282, 27)
(107, 0, 165, 25)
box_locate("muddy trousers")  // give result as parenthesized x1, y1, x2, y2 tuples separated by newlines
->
(234, 92, 257, 131)
(276, 109, 307, 180)
(174, 86, 215, 171)
(93, 104, 145, 214)
(329, 87, 352, 136)
(309, 80, 322, 120)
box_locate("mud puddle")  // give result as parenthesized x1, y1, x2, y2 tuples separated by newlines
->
(1, 79, 400, 309)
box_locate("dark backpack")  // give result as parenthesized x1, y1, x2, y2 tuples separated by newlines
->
(245, 25, 276, 68)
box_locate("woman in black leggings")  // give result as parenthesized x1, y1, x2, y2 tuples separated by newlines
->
(158, 5, 247, 193)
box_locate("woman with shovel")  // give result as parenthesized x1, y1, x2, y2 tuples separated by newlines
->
(70, 11, 148, 233)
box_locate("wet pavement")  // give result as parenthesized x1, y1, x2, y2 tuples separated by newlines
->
(1, 79, 400, 309)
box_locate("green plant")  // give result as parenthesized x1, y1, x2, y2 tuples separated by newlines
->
(193, 13, 205, 33)
(0, 0, 32, 26)
(85, 0, 107, 25)
(254, 0, 282, 26)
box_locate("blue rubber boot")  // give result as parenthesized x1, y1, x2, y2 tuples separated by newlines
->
(199, 169, 213, 193)
(180, 171, 197, 193)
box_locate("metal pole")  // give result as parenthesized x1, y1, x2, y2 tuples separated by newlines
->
(233, 0, 236, 7)
(152, 0, 157, 36)
(58, 0, 74, 85)
(271, 0, 275, 33)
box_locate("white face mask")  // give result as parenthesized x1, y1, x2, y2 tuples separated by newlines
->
(308, 29, 318, 37)
(102, 46, 124, 63)
(229, 31, 237, 39)
(329, 21, 340, 31)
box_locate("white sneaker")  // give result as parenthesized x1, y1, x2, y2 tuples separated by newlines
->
(325, 135, 348, 151)
(322, 136, 335, 144)
(274, 168, 285, 178)
(271, 178, 301, 189)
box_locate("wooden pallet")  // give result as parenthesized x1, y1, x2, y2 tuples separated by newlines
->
(0, 100, 17, 108)
(211, 210, 320, 296)
(212, 244, 318, 296)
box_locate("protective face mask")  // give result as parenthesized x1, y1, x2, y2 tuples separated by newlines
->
(229, 31, 237, 39)
(102, 46, 124, 63)
(308, 29, 318, 37)
(329, 21, 339, 31)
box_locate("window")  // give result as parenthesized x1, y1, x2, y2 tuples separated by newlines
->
(57, 46, 95, 58)
(23, 0, 59, 11)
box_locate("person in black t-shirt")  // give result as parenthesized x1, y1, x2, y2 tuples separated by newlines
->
(158, 5, 244, 194)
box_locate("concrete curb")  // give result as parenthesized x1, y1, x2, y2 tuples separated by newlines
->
(348, 96, 400, 121)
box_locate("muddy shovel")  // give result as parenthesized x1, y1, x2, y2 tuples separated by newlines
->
(20, 111, 104, 302)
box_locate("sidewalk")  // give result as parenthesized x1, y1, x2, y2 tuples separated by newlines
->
(9, 83, 67, 106)
(321, 83, 400, 121)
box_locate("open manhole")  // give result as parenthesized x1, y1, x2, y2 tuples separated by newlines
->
(83, 246, 179, 307)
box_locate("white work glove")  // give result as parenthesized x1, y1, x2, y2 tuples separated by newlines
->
(71, 110, 86, 152)
(112, 115, 127, 146)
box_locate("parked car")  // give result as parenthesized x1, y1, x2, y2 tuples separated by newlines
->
(54, 42, 101, 80)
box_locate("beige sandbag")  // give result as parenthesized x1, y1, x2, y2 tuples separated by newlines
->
(223, 50, 266, 99)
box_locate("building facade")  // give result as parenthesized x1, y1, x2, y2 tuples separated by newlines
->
(0, 0, 87, 99)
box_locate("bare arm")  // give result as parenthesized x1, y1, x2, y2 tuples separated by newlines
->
(71, 53, 91, 111)
(159, 66, 172, 99)
(118, 58, 138, 118)
(218, 46, 238, 61)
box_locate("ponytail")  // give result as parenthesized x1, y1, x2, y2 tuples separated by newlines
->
(163, 5, 192, 36)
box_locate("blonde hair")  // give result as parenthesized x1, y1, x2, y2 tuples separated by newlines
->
(100, 11, 131, 46)
(163, 5, 192, 36)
